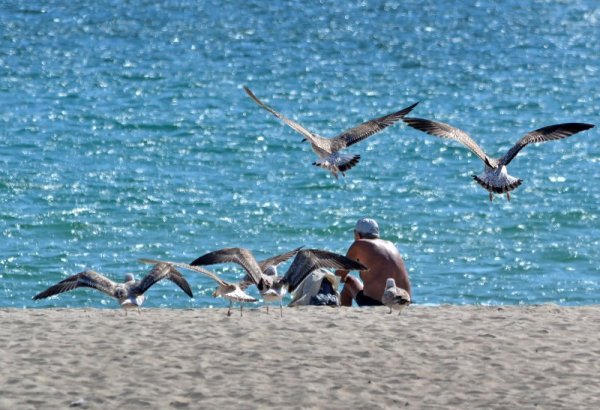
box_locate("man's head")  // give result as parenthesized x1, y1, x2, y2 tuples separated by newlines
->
(354, 217, 380, 239)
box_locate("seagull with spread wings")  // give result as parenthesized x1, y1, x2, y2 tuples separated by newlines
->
(138, 258, 257, 317)
(244, 86, 418, 179)
(191, 247, 367, 316)
(190, 246, 302, 296)
(32, 263, 193, 314)
(403, 117, 594, 201)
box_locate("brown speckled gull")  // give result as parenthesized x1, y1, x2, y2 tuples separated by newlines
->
(139, 258, 257, 316)
(33, 263, 193, 314)
(381, 278, 411, 315)
(244, 85, 418, 179)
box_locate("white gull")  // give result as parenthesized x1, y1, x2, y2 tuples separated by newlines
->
(403, 117, 594, 201)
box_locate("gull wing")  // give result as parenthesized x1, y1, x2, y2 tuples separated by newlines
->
(499, 123, 595, 166)
(223, 286, 258, 303)
(244, 86, 322, 146)
(32, 270, 118, 300)
(190, 247, 263, 285)
(382, 287, 411, 306)
(257, 246, 304, 272)
(138, 258, 226, 287)
(334, 102, 419, 147)
(133, 263, 193, 298)
(403, 117, 494, 166)
(167, 267, 194, 298)
(283, 249, 367, 293)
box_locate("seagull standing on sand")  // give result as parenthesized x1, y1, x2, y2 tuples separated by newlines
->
(32, 263, 193, 315)
(191, 247, 367, 316)
(244, 86, 418, 179)
(402, 117, 594, 201)
(381, 278, 411, 315)
(138, 259, 257, 317)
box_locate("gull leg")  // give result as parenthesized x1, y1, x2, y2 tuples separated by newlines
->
(227, 300, 232, 317)
(240, 304, 243, 317)
(506, 192, 511, 201)
(137, 307, 141, 315)
(266, 303, 269, 314)
(489, 192, 493, 202)
(280, 299, 283, 318)
(389, 307, 392, 314)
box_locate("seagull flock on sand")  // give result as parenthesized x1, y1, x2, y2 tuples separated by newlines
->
(34, 247, 366, 317)
(32, 85, 594, 315)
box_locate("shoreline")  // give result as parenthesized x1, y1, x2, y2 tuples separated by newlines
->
(2, 305, 599, 409)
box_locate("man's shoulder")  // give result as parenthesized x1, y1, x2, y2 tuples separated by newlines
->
(351, 238, 398, 255)
(354, 237, 390, 245)
(351, 238, 390, 249)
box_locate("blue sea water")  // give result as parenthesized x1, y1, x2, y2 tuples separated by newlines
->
(1, 0, 599, 309)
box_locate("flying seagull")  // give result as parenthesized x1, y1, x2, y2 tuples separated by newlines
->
(191, 247, 367, 316)
(381, 278, 411, 315)
(403, 117, 594, 201)
(139, 258, 257, 316)
(32, 263, 193, 314)
(244, 86, 418, 179)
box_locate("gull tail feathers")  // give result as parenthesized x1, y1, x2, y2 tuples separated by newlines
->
(394, 295, 411, 305)
(472, 175, 523, 194)
(312, 153, 361, 177)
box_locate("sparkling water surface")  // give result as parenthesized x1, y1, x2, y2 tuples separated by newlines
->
(1, 0, 599, 308)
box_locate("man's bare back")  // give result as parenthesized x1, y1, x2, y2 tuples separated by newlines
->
(336, 218, 411, 306)
(346, 238, 411, 301)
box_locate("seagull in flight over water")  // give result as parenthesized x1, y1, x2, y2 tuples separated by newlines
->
(32, 263, 193, 314)
(191, 247, 367, 316)
(402, 117, 594, 201)
(244, 85, 418, 179)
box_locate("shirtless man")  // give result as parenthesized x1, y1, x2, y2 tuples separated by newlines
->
(336, 218, 411, 306)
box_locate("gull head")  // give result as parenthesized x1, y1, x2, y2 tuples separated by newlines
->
(124, 273, 135, 283)
(385, 278, 397, 289)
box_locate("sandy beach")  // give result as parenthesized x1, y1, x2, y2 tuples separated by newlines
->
(1, 305, 599, 409)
